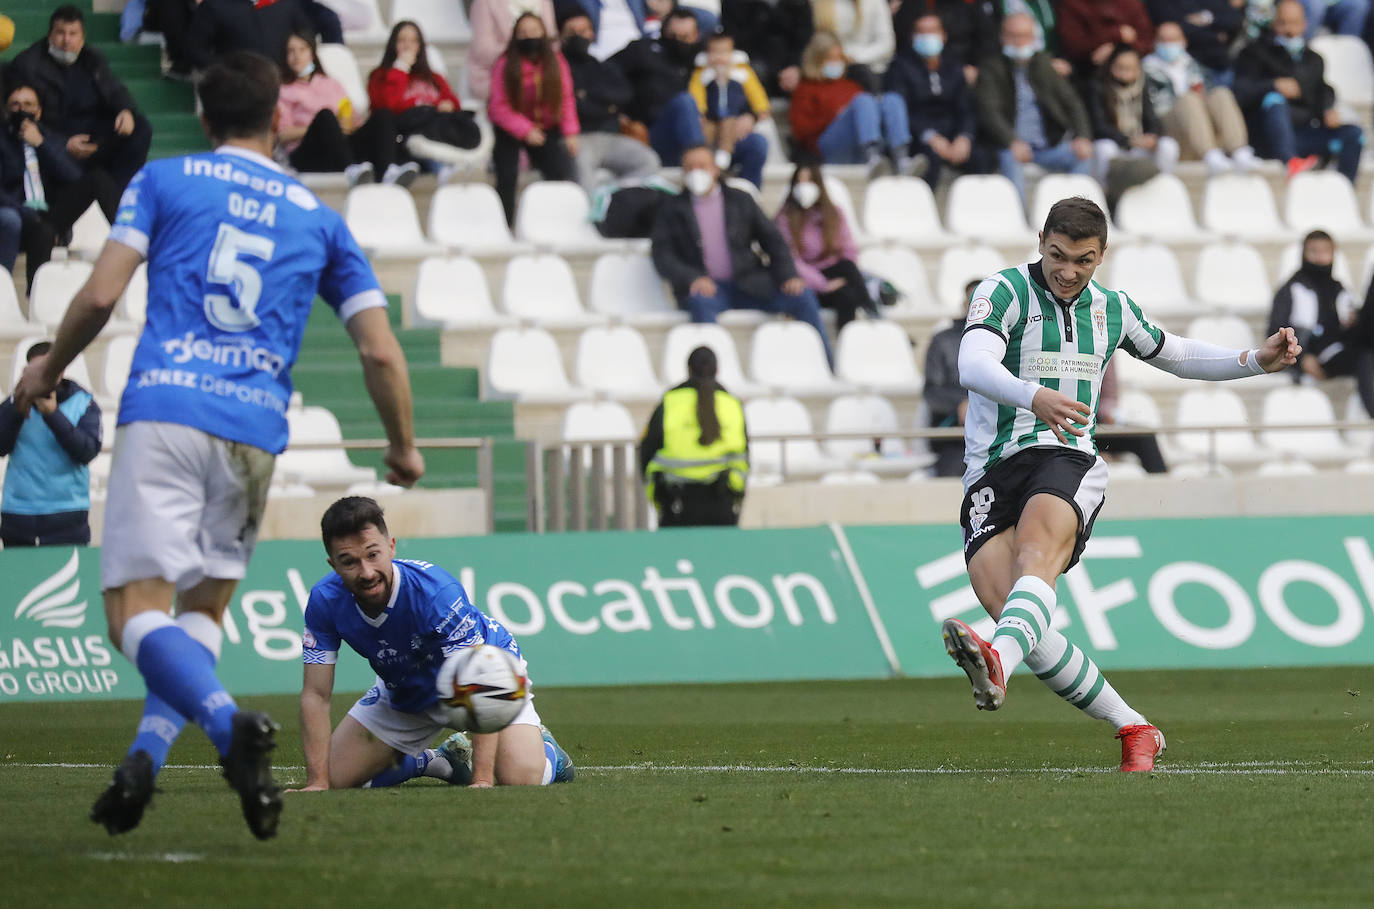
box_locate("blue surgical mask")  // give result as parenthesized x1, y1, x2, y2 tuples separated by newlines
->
(913, 34, 943, 58)
(297, 62, 316, 78)
(1003, 43, 1035, 62)
(1277, 34, 1305, 57)
(1154, 42, 1185, 63)
(821, 60, 846, 80)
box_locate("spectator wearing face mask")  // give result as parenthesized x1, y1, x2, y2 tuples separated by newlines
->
(1145, 0, 1245, 81)
(1088, 45, 1180, 184)
(884, 13, 976, 186)
(467, 0, 560, 101)
(773, 160, 871, 330)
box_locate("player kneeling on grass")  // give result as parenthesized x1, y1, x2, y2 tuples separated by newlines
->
(294, 496, 574, 791)
(944, 196, 1301, 771)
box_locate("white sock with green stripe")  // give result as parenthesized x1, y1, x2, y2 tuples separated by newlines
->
(990, 576, 1056, 678)
(1023, 629, 1148, 729)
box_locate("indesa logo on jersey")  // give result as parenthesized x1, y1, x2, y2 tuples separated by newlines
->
(162, 332, 287, 377)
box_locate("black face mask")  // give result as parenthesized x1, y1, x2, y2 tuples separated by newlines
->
(516, 37, 545, 57)
(667, 37, 700, 63)
(1300, 260, 1334, 282)
(8, 109, 34, 134)
(562, 35, 591, 58)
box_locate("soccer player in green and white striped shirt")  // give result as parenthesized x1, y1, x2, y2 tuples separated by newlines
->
(942, 196, 1301, 771)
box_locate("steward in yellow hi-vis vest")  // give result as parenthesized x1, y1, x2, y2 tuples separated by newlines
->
(638, 346, 749, 526)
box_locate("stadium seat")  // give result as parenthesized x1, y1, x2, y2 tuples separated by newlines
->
(944, 174, 1035, 244)
(0, 272, 25, 334)
(1173, 387, 1269, 465)
(1310, 34, 1374, 112)
(1194, 241, 1271, 316)
(277, 406, 378, 488)
(390, 0, 472, 43)
(1275, 241, 1354, 288)
(413, 256, 513, 327)
(586, 252, 685, 326)
(1259, 385, 1358, 462)
(100, 334, 137, 400)
(317, 44, 370, 116)
(1114, 388, 1163, 428)
(742, 395, 845, 477)
(936, 244, 1005, 313)
(862, 176, 951, 247)
(501, 253, 603, 327)
(65, 203, 109, 260)
(1344, 394, 1373, 451)
(1184, 314, 1256, 349)
(822, 176, 867, 245)
(28, 260, 93, 329)
(822, 393, 931, 474)
(515, 181, 621, 254)
(818, 469, 881, 484)
(1029, 173, 1113, 234)
(1255, 457, 1319, 476)
(560, 400, 638, 469)
(484, 326, 592, 403)
(340, 0, 390, 43)
(660, 323, 763, 396)
(1284, 170, 1373, 238)
(1201, 174, 1292, 242)
(749, 321, 853, 396)
(573, 324, 661, 401)
(834, 319, 923, 394)
(1104, 243, 1196, 319)
(857, 245, 944, 316)
(1115, 173, 1208, 240)
(120, 263, 148, 324)
(1346, 457, 1374, 473)
(345, 185, 439, 257)
(427, 183, 532, 256)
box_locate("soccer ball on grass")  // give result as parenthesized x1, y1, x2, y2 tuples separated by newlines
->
(435, 644, 529, 733)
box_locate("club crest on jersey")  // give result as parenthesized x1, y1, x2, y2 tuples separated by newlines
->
(1092, 304, 1108, 341)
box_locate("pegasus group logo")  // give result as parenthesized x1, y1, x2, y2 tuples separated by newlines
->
(14, 549, 87, 629)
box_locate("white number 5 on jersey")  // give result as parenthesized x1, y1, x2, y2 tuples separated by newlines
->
(205, 222, 275, 332)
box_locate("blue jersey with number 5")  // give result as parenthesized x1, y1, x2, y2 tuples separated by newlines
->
(109, 147, 386, 453)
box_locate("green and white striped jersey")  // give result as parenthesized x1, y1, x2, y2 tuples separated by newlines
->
(962, 261, 1165, 485)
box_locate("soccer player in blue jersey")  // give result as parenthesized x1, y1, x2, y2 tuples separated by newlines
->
(294, 497, 573, 791)
(14, 52, 425, 838)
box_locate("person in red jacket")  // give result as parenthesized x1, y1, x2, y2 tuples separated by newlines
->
(789, 30, 913, 173)
(1057, 0, 1155, 75)
(367, 20, 481, 168)
(487, 13, 580, 225)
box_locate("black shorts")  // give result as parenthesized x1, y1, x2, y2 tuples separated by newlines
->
(960, 446, 1109, 571)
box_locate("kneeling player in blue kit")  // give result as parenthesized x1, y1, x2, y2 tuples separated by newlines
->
(294, 497, 574, 791)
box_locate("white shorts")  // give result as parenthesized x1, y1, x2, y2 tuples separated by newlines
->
(347, 666, 543, 756)
(101, 421, 275, 592)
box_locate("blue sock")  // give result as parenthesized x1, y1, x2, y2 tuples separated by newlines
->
(129, 619, 237, 756)
(544, 740, 558, 783)
(127, 693, 187, 773)
(365, 751, 431, 789)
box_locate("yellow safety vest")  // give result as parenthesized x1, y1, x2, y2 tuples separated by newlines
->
(646, 386, 749, 499)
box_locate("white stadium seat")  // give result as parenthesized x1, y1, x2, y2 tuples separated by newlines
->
(1344, 394, 1373, 451)
(945, 174, 1035, 244)
(823, 393, 930, 474)
(1184, 315, 1255, 349)
(28, 260, 93, 328)
(0, 272, 25, 332)
(660, 323, 762, 396)
(862, 176, 950, 247)
(1030, 174, 1112, 234)
(834, 319, 923, 394)
(586, 252, 684, 326)
(391, 0, 472, 42)
(1173, 388, 1269, 465)
(822, 176, 867, 245)
(1255, 457, 1319, 476)
(413, 256, 513, 327)
(1284, 170, 1373, 238)
(345, 185, 439, 257)
(743, 395, 844, 477)
(277, 406, 377, 488)
(1115, 174, 1208, 240)
(515, 181, 620, 254)
(100, 334, 137, 400)
(573, 324, 661, 401)
(317, 44, 370, 116)
(427, 183, 531, 255)
(749, 321, 852, 396)
(818, 469, 881, 484)
(561, 400, 638, 469)
(1310, 34, 1374, 109)
(66, 203, 109, 260)
(857, 245, 944, 316)
(1259, 385, 1358, 462)
(501, 253, 603, 327)
(937, 245, 1007, 313)
(1194, 242, 1271, 316)
(1201, 174, 1292, 242)
(1105, 243, 1195, 319)
(484, 326, 592, 403)
(339, 0, 390, 43)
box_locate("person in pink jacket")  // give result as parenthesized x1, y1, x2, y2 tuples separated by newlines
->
(772, 160, 872, 329)
(488, 12, 581, 225)
(466, 0, 559, 101)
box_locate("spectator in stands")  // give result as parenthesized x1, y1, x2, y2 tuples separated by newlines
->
(774, 160, 872, 330)
(1088, 45, 1180, 183)
(488, 13, 581, 225)
(651, 145, 834, 366)
(811, 0, 895, 89)
(1146, 0, 1245, 81)
(0, 82, 110, 293)
(689, 31, 771, 188)
(1143, 20, 1258, 173)
(922, 279, 973, 478)
(1300, 0, 1367, 37)
(892, 0, 998, 84)
(790, 30, 914, 172)
(577, 0, 648, 58)
(182, 0, 313, 71)
(468, 0, 559, 101)
(721, 0, 813, 96)
(639, 345, 749, 527)
(368, 21, 483, 173)
(1270, 229, 1374, 415)
(993, 0, 1059, 58)
(1233, 0, 1362, 181)
(1096, 360, 1168, 472)
(10, 6, 151, 201)
(559, 11, 661, 189)
(276, 32, 420, 187)
(1056, 0, 1156, 75)
(884, 13, 976, 185)
(0, 341, 102, 548)
(975, 13, 1093, 203)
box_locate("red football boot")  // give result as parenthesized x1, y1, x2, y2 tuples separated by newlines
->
(941, 618, 1006, 711)
(1116, 724, 1166, 772)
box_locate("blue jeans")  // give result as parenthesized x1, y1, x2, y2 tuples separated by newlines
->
(998, 139, 1092, 202)
(686, 280, 834, 368)
(816, 93, 912, 163)
(1302, 0, 1368, 36)
(650, 92, 768, 187)
(1257, 92, 1365, 181)
(0, 206, 21, 275)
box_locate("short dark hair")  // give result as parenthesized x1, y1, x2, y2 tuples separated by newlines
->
(49, 5, 84, 28)
(1042, 196, 1108, 248)
(665, 7, 700, 29)
(321, 496, 389, 552)
(6, 81, 45, 110)
(197, 51, 281, 144)
(26, 341, 53, 362)
(1303, 229, 1334, 248)
(681, 143, 714, 165)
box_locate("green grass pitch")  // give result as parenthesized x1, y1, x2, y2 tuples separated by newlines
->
(2, 666, 1372, 909)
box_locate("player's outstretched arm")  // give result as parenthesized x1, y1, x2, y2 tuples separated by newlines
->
(345, 307, 425, 487)
(1144, 327, 1301, 381)
(296, 662, 336, 791)
(469, 732, 498, 789)
(14, 241, 142, 413)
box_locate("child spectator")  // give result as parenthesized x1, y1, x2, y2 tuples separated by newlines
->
(689, 31, 771, 187)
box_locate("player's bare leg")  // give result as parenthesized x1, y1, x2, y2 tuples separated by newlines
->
(471, 723, 573, 786)
(328, 716, 404, 788)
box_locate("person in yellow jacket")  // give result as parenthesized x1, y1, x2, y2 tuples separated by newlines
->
(688, 31, 770, 187)
(639, 346, 749, 526)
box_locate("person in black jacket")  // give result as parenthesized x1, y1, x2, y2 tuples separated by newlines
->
(721, 0, 815, 96)
(884, 13, 976, 185)
(1232, 0, 1363, 181)
(893, 0, 998, 84)
(651, 145, 834, 367)
(182, 0, 314, 72)
(1088, 45, 1180, 183)
(1145, 0, 1245, 77)
(9, 6, 152, 197)
(922, 280, 972, 477)
(559, 10, 661, 189)
(610, 9, 715, 171)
